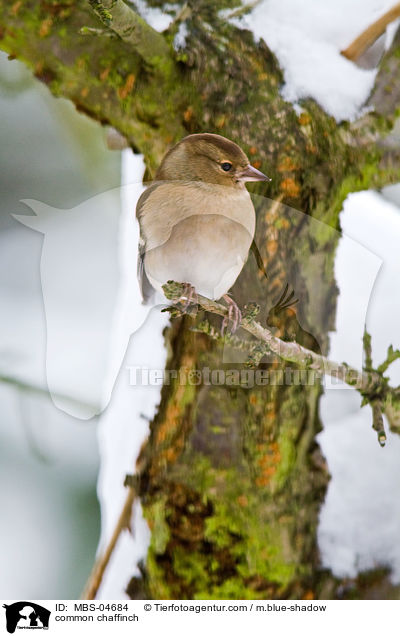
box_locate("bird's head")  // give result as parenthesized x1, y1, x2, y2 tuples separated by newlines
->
(155, 133, 270, 188)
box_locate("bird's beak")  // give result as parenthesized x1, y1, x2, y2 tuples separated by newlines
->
(238, 164, 271, 182)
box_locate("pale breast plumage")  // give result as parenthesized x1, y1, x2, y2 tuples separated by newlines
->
(137, 181, 255, 302)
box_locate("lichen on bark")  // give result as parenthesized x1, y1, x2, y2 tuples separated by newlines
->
(2, 0, 400, 600)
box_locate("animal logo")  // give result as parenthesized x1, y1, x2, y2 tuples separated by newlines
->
(2, 602, 50, 633)
(14, 185, 150, 419)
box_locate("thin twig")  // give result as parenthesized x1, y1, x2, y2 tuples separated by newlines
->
(167, 2, 191, 30)
(163, 282, 400, 427)
(372, 401, 386, 447)
(0, 373, 97, 412)
(341, 3, 400, 61)
(363, 325, 373, 371)
(227, 0, 262, 20)
(82, 486, 136, 600)
(377, 344, 400, 374)
(165, 282, 373, 390)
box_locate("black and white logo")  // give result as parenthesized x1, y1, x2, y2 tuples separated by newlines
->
(2, 602, 50, 633)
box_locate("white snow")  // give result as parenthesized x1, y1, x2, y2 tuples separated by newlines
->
(96, 150, 169, 598)
(174, 21, 189, 50)
(134, 0, 177, 32)
(230, 0, 397, 120)
(318, 192, 400, 581)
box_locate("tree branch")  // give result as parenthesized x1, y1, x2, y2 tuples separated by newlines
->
(227, 0, 263, 19)
(0, 1, 186, 171)
(341, 3, 400, 62)
(163, 282, 400, 440)
(368, 25, 400, 115)
(87, 0, 175, 74)
(82, 480, 137, 600)
(0, 373, 97, 412)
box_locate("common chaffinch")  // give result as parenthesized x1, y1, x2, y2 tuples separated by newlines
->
(137, 133, 270, 330)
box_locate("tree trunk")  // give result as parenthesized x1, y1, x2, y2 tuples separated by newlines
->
(2, 0, 400, 600)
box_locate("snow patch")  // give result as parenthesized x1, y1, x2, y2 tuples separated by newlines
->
(229, 0, 397, 120)
(134, 0, 177, 32)
(96, 150, 169, 598)
(319, 191, 400, 581)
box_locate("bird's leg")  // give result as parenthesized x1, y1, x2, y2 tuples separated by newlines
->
(221, 294, 242, 334)
(178, 282, 198, 311)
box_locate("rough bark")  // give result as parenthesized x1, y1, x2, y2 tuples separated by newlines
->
(2, 0, 400, 600)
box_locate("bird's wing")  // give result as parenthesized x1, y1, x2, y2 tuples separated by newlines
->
(137, 234, 157, 303)
(136, 184, 162, 303)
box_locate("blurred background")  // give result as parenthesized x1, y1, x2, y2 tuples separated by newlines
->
(0, 51, 121, 598)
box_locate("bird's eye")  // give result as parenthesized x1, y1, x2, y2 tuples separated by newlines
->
(221, 162, 232, 172)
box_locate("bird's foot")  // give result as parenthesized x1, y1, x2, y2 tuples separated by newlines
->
(178, 282, 198, 311)
(221, 294, 242, 334)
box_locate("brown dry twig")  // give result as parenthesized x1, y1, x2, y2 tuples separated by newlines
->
(341, 3, 400, 61)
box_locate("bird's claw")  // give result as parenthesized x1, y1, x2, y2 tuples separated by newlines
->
(178, 283, 198, 311)
(221, 295, 242, 334)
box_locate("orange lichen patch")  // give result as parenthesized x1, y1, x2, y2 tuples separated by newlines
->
(183, 106, 193, 122)
(155, 358, 195, 449)
(266, 239, 278, 257)
(100, 66, 111, 81)
(11, 1, 22, 16)
(249, 146, 257, 156)
(270, 277, 285, 293)
(237, 495, 248, 507)
(277, 218, 290, 230)
(306, 143, 317, 154)
(269, 442, 281, 464)
(118, 73, 135, 99)
(80, 86, 89, 98)
(252, 159, 262, 169)
(255, 475, 271, 487)
(155, 402, 181, 445)
(280, 177, 300, 198)
(302, 590, 314, 600)
(277, 156, 300, 172)
(257, 439, 282, 486)
(298, 112, 311, 126)
(39, 18, 53, 38)
(264, 411, 276, 424)
(165, 447, 180, 462)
